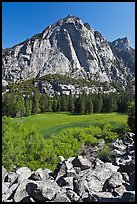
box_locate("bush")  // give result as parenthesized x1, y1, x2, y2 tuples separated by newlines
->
(2, 116, 47, 172)
(97, 145, 112, 161)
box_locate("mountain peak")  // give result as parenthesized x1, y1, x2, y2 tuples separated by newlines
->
(111, 37, 130, 51)
(2, 15, 134, 85)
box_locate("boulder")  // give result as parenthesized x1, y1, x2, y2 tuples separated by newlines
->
(8, 172, 18, 186)
(103, 172, 123, 191)
(14, 189, 32, 202)
(113, 184, 126, 197)
(66, 189, 80, 202)
(112, 139, 127, 152)
(26, 179, 60, 201)
(29, 168, 50, 181)
(16, 167, 32, 183)
(118, 158, 135, 174)
(16, 167, 31, 175)
(73, 177, 89, 196)
(72, 156, 91, 170)
(13, 179, 34, 202)
(121, 172, 129, 183)
(53, 190, 71, 202)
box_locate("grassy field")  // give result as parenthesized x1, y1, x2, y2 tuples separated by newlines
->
(14, 112, 128, 139)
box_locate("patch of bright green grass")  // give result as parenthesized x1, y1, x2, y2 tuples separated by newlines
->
(14, 112, 128, 138)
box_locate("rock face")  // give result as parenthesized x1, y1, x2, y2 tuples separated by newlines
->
(2, 15, 135, 85)
(2, 132, 135, 202)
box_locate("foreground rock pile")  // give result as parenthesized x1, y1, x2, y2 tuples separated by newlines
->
(2, 132, 135, 202)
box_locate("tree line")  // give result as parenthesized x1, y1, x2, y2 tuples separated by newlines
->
(2, 87, 134, 118)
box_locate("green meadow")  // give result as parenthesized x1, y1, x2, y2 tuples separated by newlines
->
(14, 112, 128, 138)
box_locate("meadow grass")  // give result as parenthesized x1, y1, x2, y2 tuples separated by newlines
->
(14, 112, 128, 138)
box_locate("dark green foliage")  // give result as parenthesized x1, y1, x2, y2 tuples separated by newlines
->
(79, 94, 86, 115)
(24, 96, 32, 116)
(85, 95, 93, 114)
(102, 93, 117, 113)
(14, 95, 26, 117)
(61, 95, 67, 111)
(32, 89, 40, 114)
(2, 74, 134, 117)
(40, 94, 49, 112)
(93, 94, 103, 113)
(127, 102, 135, 132)
(68, 94, 75, 113)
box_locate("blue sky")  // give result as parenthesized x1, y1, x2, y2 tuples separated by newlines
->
(2, 2, 135, 48)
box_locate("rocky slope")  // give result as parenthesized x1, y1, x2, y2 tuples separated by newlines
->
(2, 132, 135, 202)
(2, 15, 135, 85)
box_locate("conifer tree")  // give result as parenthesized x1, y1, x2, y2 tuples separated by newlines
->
(32, 89, 40, 114)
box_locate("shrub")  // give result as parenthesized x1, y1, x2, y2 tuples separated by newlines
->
(97, 145, 112, 161)
(2, 116, 47, 172)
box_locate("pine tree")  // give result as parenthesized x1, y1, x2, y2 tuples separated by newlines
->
(68, 93, 74, 113)
(52, 98, 58, 112)
(32, 89, 40, 114)
(86, 95, 93, 114)
(79, 94, 86, 115)
(14, 95, 25, 117)
(93, 94, 103, 113)
(57, 97, 61, 112)
(24, 95, 32, 116)
(61, 95, 67, 111)
(40, 94, 49, 113)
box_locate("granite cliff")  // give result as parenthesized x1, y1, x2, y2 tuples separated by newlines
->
(2, 15, 135, 85)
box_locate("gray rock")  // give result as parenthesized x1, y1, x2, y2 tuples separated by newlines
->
(66, 189, 80, 202)
(3, 15, 134, 87)
(2, 166, 8, 182)
(72, 156, 91, 170)
(103, 172, 123, 191)
(66, 168, 77, 177)
(2, 183, 19, 202)
(73, 177, 89, 196)
(121, 172, 129, 183)
(26, 179, 60, 201)
(16, 167, 31, 175)
(14, 189, 32, 202)
(118, 158, 135, 174)
(8, 172, 18, 186)
(2, 182, 9, 194)
(104, 162, 119, 172)
(112, 139, 127, 152)
(53, 190, 71, 202)
(113, 184, 126, 197)
(18, 171, 32, 183)
(29, 168, 49, 181)
(13, 179, 34, 202)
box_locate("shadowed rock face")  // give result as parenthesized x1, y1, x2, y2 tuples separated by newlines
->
(2, 15, 135, 84)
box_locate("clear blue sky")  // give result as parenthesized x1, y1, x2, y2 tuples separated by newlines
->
(2, 2, 135, 49)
